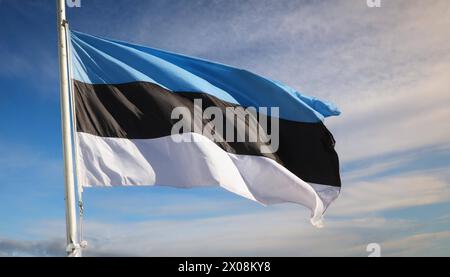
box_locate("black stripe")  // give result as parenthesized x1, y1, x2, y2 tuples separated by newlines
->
(74, 81, 341, 187)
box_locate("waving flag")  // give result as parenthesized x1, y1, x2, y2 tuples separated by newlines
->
(69, 31, 341, 226)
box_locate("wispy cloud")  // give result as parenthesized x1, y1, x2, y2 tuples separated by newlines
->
(378, 231, 450, 256)
(331, 173, 450, 216)
(10, 211, 449, 257)
(332, 62, 450, 162)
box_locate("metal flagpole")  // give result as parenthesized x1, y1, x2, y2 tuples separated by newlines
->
(56, 0, 81, 257)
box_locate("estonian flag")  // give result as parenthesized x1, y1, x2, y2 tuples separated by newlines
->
(69, 31, 341, 226)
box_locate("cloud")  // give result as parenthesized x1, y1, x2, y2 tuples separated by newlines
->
(7, 161, 450, 257)
(331, 173, 450, 216)
(331, 62, 450, 162)
(12, 213, 399, 256)
(0, 238, 64, 257)
(20, 209, 449, 257)
(376, 231, 450, 257)
(5, 213, 448, 257)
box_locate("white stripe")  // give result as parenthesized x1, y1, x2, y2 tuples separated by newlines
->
(76, 132, 339, 226)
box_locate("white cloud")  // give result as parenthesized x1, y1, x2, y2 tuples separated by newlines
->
(0, 238, 63, 257)
(331, 172, 450, 216)
(13, 212, 407, 256)
(18, 209, 448, 257)
(331, 62, 450, 162)
(378, 231, 450, 256)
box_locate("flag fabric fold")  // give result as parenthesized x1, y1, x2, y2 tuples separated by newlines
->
(69, 30, 341, 226)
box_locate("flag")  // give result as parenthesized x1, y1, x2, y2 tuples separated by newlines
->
(69, 31, 341, 226)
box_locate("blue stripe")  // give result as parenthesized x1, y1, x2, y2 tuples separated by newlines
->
(70, 31, 340, 123)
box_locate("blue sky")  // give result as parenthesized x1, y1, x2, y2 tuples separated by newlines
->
(1, 0, 450, 256)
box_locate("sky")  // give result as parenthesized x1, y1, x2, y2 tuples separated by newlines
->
(0, 0, 450, 256)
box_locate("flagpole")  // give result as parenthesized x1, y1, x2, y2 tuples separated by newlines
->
(57, 0, 80, 257)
